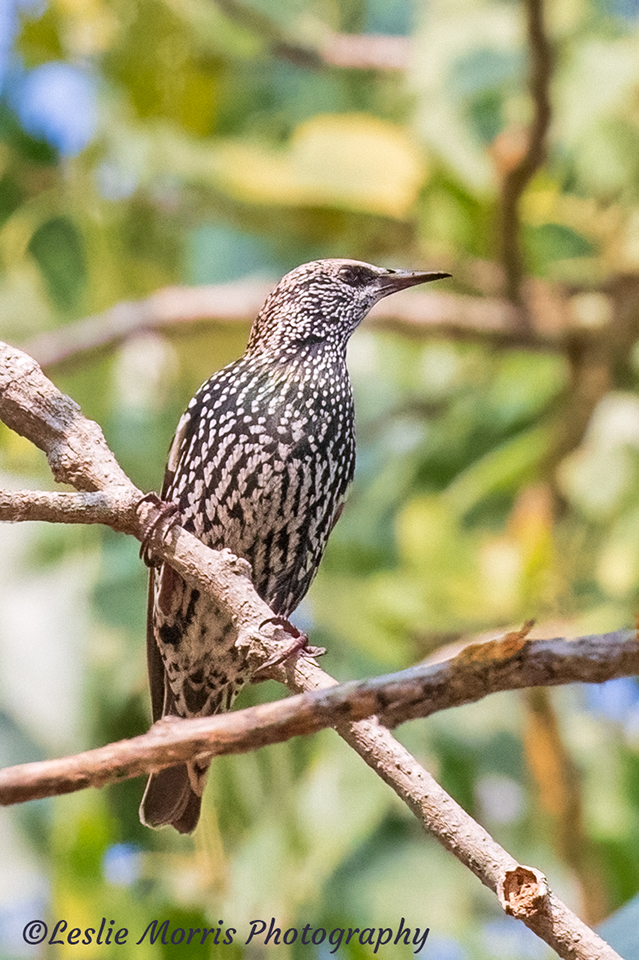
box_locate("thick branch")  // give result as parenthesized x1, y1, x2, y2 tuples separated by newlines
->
(0, 342, 622, 960)
(0, 341, 311, 656)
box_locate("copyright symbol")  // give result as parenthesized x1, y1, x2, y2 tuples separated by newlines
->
(23, 920, 47, 945)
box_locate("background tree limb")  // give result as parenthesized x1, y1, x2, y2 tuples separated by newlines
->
(499, 0, 554, 316)
(21, 276, 635, 375)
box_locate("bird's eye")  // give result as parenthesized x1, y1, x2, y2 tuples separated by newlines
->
(338, 265, 371, 286)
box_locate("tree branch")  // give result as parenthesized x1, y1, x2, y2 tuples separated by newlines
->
(0, 340, 623, 960)
(0, 343, 131, 491)
(320, 32, 410, 71)
(499, 0, 553, 316)
(22, 281, 273, 372)
(21, 280, 581, 375)
(0, 489, 137, 528)
(211, 0, 410, 72)
(0, 624, 637, 805)
(213, 0, 324, 69)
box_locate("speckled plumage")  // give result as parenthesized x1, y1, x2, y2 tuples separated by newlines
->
(140, 259, 449, 833)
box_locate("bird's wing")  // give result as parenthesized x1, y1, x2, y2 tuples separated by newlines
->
(146, 408, 195, 723)
(146, 568, 167, 723)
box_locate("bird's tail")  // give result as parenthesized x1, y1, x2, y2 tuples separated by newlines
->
(140, 760, 208, 834)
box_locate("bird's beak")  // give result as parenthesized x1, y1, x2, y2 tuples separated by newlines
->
(377, 269, 451, 297)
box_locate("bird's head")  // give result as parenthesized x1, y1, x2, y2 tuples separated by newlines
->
(246, 258, 450, 357)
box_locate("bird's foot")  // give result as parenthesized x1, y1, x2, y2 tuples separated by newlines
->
(253, 616, 326, 680)
(137, 492, 181, 568)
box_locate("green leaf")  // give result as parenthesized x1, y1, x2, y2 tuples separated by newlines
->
(444, 421, 554, 516)
(16, 3, 64, 67)
(525, 222, 595, 274)
(28, 215, 87, 310)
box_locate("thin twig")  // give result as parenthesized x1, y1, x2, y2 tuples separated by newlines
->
(329, 717, 617, 959)
(212, 0, 323, 68)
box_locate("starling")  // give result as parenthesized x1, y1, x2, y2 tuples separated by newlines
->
(140, 258, 449, 833)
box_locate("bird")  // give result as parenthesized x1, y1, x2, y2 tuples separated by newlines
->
(140, 258, 450, 833)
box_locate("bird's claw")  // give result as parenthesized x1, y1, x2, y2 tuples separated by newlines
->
(253, 616, 326, 679)
(137, 493, 181, 567)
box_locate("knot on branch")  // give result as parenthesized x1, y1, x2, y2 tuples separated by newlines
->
(499, 865, 549, 919)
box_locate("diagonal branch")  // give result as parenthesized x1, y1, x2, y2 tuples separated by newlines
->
(0, 343, 132, 491)
(213, 0, 323, 69)
(0, 341, 623, 960)
(211, 0, 410, 71)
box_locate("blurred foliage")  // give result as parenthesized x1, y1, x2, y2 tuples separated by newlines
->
(3, 0, 639, 958)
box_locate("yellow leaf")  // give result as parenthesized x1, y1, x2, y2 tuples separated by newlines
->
(213, 114, 426, 218)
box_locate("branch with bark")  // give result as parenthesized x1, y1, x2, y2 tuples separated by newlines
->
(211, 0, 410, 72)
(1, 622, 637, 806)
(0, 339, 628, 958)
